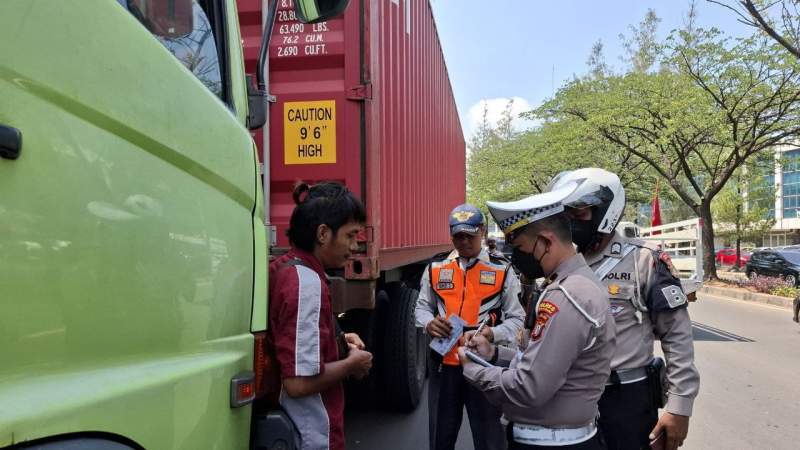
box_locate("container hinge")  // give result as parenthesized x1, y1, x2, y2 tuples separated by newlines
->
(267, 94, 277, 103)
(347, 83, 373, 101)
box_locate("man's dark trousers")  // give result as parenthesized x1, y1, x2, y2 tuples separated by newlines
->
(428, 362, 506, 450)
(597, 379, 658, 450)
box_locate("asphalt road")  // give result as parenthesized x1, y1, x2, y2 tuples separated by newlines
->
(682, 293, 800, 450)
(345, 293, 800, 450)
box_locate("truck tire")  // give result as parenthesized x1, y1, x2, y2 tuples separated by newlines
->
(341, 293, 388, 409)
(382, 283, 426, 411)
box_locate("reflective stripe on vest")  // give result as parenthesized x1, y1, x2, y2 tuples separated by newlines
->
(431, 258, 507, 365)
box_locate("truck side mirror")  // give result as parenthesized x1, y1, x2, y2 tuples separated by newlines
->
(294, 0, 350, 24)
(247, 75, 267, 130)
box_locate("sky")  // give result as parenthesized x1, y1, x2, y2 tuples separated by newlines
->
(428, 0, 754, 140)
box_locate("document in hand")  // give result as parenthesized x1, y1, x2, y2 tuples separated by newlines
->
(464, 349, 493, 367)
(429, 315, 467, 356)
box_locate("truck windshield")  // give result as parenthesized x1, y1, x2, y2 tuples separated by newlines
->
(124, 0, 224, 99)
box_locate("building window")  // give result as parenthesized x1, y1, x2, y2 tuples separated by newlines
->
(782, 150, 800, 218)
(760, 174, 775, 219)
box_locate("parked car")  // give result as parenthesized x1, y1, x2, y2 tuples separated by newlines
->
(745, 249, 800, 285)
(716, 248, 751, 266)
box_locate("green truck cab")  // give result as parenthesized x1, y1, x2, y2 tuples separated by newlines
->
(0, 1, 345, 448)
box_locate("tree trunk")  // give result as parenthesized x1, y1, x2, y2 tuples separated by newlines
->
(700, 201, 718, 280)
(735, 237, 742, 270)
(734, 204, 742, 270)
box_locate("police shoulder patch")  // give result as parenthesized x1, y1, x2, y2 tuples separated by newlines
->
(659, 251, 673, 266)
(531, 300, 559, 341)
(656, 251, 681, 278)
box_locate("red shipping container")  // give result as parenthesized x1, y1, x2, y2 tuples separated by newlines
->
(238, 0, 465, 279)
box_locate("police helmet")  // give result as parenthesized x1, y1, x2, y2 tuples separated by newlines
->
(546, 168, 625, 235)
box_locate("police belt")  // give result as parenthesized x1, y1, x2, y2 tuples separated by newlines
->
(511, 422, 597, 446)
(606, 366, 648, 386)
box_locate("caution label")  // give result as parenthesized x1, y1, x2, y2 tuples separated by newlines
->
(284, 100, 336, 165)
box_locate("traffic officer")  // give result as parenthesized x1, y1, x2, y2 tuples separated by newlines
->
(460, 185, 616, 450)
(547, 168, 700, 450)
(415, 203, 525, 450)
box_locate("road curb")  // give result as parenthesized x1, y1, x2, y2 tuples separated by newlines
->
(700, 285, 794, 309)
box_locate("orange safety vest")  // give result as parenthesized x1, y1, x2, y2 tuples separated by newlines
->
(430, 256, 508, 365)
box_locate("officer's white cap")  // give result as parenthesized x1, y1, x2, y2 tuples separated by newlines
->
(487, 181, 579, 236)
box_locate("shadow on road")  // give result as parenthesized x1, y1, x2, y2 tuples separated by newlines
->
(692, 322, 754, 342)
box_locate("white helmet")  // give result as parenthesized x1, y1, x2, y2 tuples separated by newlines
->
(547, 168, 626, 235)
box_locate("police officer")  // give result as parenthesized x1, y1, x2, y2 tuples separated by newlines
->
(460, 186, 616, 450)
(415, 204, 525, 450)
(548, 168, 700, 450)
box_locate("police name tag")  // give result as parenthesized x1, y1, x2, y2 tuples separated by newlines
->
(479, 271, 497, 285)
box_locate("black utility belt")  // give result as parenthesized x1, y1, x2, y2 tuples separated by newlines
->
(607, 366, 648, 385)
(607, 358, 666, 409)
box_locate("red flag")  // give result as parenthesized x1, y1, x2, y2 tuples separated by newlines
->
(651, 180, 662, 234)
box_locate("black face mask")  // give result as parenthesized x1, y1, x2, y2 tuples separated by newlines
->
(570, 218, 597, 253)
(512, 247, 543, 280)
(511, 238, 547, 280)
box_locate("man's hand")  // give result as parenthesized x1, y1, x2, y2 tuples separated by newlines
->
(344, 333, 365, 350)
(457, 346, 469, 367)
(426, 316, 453, 338)
(463, 331, 496, 360)
(650, 412, 689, 450)
(346, 344, 373, 380)
(479, 326, 494, 342)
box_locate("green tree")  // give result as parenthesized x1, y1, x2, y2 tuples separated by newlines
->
(712, 158, 776, 269)
(710, 0, 800, 59)
(534, 25, 800, 280)
(619, 8, 662, 72)
(586, 40, 611, 79)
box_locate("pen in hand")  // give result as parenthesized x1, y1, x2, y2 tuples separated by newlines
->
(467, 317, 489, 347)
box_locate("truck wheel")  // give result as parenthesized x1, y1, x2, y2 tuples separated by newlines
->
(382, 283, 426, 411)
